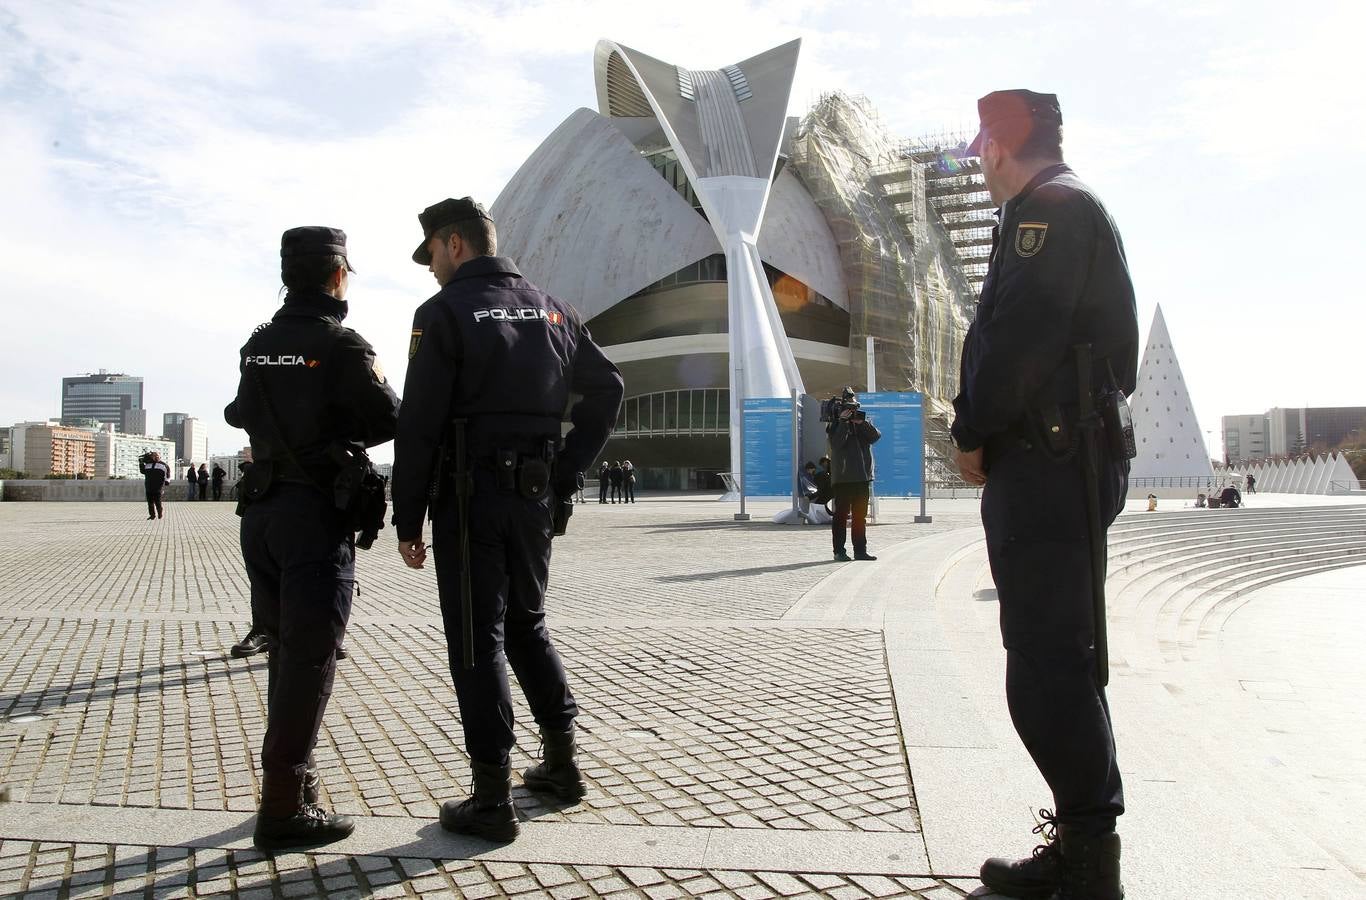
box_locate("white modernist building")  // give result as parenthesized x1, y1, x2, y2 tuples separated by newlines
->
(1128, 305, 1214, 484)
(498, 39, 808, 472)
(492, 40, 978, 487)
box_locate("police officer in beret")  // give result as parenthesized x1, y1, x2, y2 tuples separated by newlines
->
(951, 91, 1138, 900)
(392, 197, 623, 842)
(225, 226, 399, 850)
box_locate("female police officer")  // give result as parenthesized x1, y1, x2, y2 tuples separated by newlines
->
(225, 226, 399, 850)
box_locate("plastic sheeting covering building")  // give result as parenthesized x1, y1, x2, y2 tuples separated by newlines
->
(787, 93, 977, 410)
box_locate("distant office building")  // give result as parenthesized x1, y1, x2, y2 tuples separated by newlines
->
(1221, 414, 1269, 464)
(5, 423, 55, 477)
(0, 427, 12, 470)
(1266, 407, 1302, 458)
(210, 448, 252, 482)
(7, 421, 95, 478)
(1302, 407, 1366, 453)
(1225, 406, 1366, 462)
(92, 425, 177, 479)
(123, 408, 147, 436)
(163, 413, 209, 465)
(61, 371, 145, 433)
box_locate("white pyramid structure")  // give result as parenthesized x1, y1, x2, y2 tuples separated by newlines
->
(1129, 305, 1214, 482)
(1329, 453, 1360, 494)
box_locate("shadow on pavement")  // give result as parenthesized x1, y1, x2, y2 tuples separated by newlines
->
(0, 653, 257, 718)
(652, 560, 831, 583)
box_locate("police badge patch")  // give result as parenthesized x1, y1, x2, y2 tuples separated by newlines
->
(408, 328, 422, 360)
(1015, 222, 1049, 258)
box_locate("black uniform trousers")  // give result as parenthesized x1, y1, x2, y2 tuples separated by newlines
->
(240, 483, 354, 777)
(981, 439, 1126, 834)
(831, 481, 871, 555)
(598, 477, 609, 504)
(145, 486, 163, 518)
(432, 468, 577, 768)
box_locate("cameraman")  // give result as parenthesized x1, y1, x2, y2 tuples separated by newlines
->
(826, 388, 881, 562)
(139, 451, 170, 520)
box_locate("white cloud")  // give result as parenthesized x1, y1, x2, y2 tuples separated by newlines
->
(0, 0, 1362, 462)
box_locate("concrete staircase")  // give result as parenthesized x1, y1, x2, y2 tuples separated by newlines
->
(1105, 505, 1366, 673)
(895, 502, 1366, 895)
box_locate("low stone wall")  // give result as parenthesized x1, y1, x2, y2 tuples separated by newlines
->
(0, 479, 237, 502)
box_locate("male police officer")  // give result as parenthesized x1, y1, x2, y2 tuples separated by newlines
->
(392, 198, 623, 842)
(225, 226, 399, 850)
(951, 92, 1138, 900)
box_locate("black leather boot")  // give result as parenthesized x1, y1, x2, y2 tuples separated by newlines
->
(302, 754, 321, 806)
(231, 629, 271, 658)
(1049, 827, 1123, 900)
(253, 769, 354, 851)
(439, 760, 519, 842)
(981, 809, 1062, 898)
(522, 727, 588, 803)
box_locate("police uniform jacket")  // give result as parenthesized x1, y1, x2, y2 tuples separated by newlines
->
(391, 256, 624, 541)
(224, 289, 399, 487)
(951, 164, 1138, 455)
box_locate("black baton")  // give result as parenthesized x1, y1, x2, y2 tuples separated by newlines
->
(451, 419, 474, 671)
(1074, 343, 1110, 687)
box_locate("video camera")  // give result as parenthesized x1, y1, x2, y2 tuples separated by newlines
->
(820, 393, 865, 423)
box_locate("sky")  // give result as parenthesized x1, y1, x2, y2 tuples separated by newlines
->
(2, 0, 1363, 462)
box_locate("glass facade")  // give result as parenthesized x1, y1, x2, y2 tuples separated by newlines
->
(631, 253, 838, 311)
(615, 389, 730, 437)
(61, 373, 144, 432)
(645, 150, 705, 213)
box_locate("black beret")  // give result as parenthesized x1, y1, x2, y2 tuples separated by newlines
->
(281, 225, 348, 260)
(412, 197, 492, 265)
(965, 90, 1062, 156)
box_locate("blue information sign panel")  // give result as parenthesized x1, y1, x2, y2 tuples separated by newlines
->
(742, 396, 796, 497)
(857, 391, 924, 498)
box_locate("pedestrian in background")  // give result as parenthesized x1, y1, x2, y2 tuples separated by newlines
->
(186, 463, 198, 501)
(609, 460, 623, 503)
(598, 461, 610, 503)
(827, 388, 881, 562)
(197, 463, 209, 500)
(140, 451, 170, 520)
(212, 463, 227, 500)
(622, 460, 636, 503)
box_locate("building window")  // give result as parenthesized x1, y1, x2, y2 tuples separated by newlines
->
(613, 389, 731, 437)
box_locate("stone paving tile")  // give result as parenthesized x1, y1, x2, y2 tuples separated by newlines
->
(0, 840, 984, 898)
(0, 502, 973, 622)
(0, 616, 915, 830)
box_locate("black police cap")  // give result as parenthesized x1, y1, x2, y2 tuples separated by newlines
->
(964, 90, 1062, 157)
(281, 226, 349, 260)
(412, 197, 492, 265)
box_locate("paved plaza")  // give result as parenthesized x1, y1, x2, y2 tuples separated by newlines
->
(0, 496, 1364, 899)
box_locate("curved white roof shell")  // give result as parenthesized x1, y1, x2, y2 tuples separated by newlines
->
(758, 168, 848, 307)
(489, 108, 719, 322)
